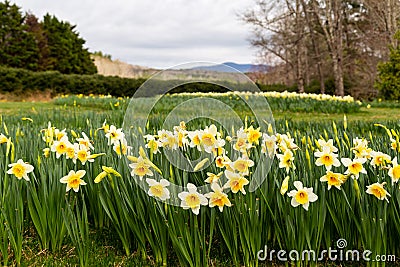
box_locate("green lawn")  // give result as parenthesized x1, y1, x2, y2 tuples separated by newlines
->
(1, 100, 399, 123)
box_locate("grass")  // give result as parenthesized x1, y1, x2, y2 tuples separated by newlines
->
(2, 100, 399, 123)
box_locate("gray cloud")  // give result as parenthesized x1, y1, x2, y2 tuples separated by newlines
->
(12, 0, 256, 68)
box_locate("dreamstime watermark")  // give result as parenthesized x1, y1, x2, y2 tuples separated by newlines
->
(257, 238, 396, 262)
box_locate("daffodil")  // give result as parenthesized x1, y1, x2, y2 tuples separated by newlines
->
(188, 130, 203, 151)
(205, 183, 232, 212)
(201, 124, 217, 147)
(75, 145, 94, 165)
(223, 170, 249, 194)
(77, 132, 94, 150)
(43, 148, 50, 158)
(246, 126, 262, 144)
(60, 170, 87, 192)
(320, 171, 345, 190)
(341, 158, 367, 179)
(388, 157, 400, 185)
(205, 172, 223, 183)
(158, 129, 178, 150)
(276, 133, 298, 151)
(7, 159, 34, 181)
(215, 155, 230, 168)
(280, 176, 290, 195)
(277, 150, 295, 173)
(366, 182, 390, 202)
(146, 178, 170, 201)
(113, 138, 131, 156)
(105, 125, 125, 145)
(230, 157, 254, 175)
(233, 128, 251, 152)
(370, 151, 391, 167)
(178, 183, 208, 215)
(261, 133, 277, 158)
(352, 138, 372, 159)
(317, 139, 338, 153)
(54, 128, 67, 141)
(51, 136, 71, 159)
(287, 181, 318, 210)
(144, 135, 161, 154)
(314, 147, 340, 171)
(0, 133, 8, 144)
(129, 156, 153, 180)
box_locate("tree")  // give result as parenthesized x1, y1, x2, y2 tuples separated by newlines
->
(42, 14, 97, 74)
(0, 1, 39, 70)
(375, 30, 400, 100)
(25, 13, 50, 71)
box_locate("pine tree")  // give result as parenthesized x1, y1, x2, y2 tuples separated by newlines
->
(42, 14, 97, 74)
(0, 1, 39, 70)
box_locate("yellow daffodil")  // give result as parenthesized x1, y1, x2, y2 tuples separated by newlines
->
(230, 157, 254, 175)
(0, 133, 8, 144)
(280, 176, 290, 195)
(233, 128, 251, 152)
(194, 158, 209, 172)
(43, 148, 50, 158)
(146, 178, 170, 201)
(314, 147, 340, 171)
(54, 128, 67, 141)
(215, 155, 230, 168)
(261, 133, 277, 158)
(246, 126, 262, 144)
(60, 170, 87, 192)
(341, 157, 367, 179)
(76, 132, 94, 150)
(129, 156, 153, 180)
(113, 138, 131, 156)
(389, 157, 400, 185)
(366, 182, 390, 202)
(51, 136, 71, 159)
(75, 145, 94, 165)
(178, 183, 208, 215)
(223, 170, 249, 194)
(277, 150, 295, 173)
(7, 159, 34, 181)
(320, 171, 345, 190)
(201, 125, 217, 147)
(144, 135, 161, 154)
(317, 139, 338, 153)
(188, 130, 202, 151)
(370, 151, 391, 167)
(287, 181, 318, 210)
(205, 183, 232, 212)
(94, 171, 108, 183)
(205, 172, 223, 183)
(105, 125, 125, 145)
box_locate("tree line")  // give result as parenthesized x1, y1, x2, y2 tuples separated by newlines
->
(243, 0, 400, 98)
(0, 1, 96, 74)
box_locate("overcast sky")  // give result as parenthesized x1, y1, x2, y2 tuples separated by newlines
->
(11, 0, 257, 68)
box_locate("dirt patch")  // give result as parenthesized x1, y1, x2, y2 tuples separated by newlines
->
(0, 90, 53, 102)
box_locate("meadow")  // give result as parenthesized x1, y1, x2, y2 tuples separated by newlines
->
(0, 92, 399, 266)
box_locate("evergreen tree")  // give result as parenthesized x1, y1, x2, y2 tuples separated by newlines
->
(376, 30, 400, 100)
(0, 1, 38, 70)
(42, 14, 97, 74)
(25, 13, 50, 71)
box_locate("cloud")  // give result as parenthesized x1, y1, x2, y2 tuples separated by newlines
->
(12, 0, 256, 68)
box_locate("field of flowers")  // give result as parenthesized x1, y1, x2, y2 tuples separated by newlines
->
(0, 92, 399, 266)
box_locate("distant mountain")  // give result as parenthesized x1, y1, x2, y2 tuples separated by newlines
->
(191, 62, 269, 73)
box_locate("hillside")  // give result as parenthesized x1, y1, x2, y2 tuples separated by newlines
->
(92, 55, 156, 78)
